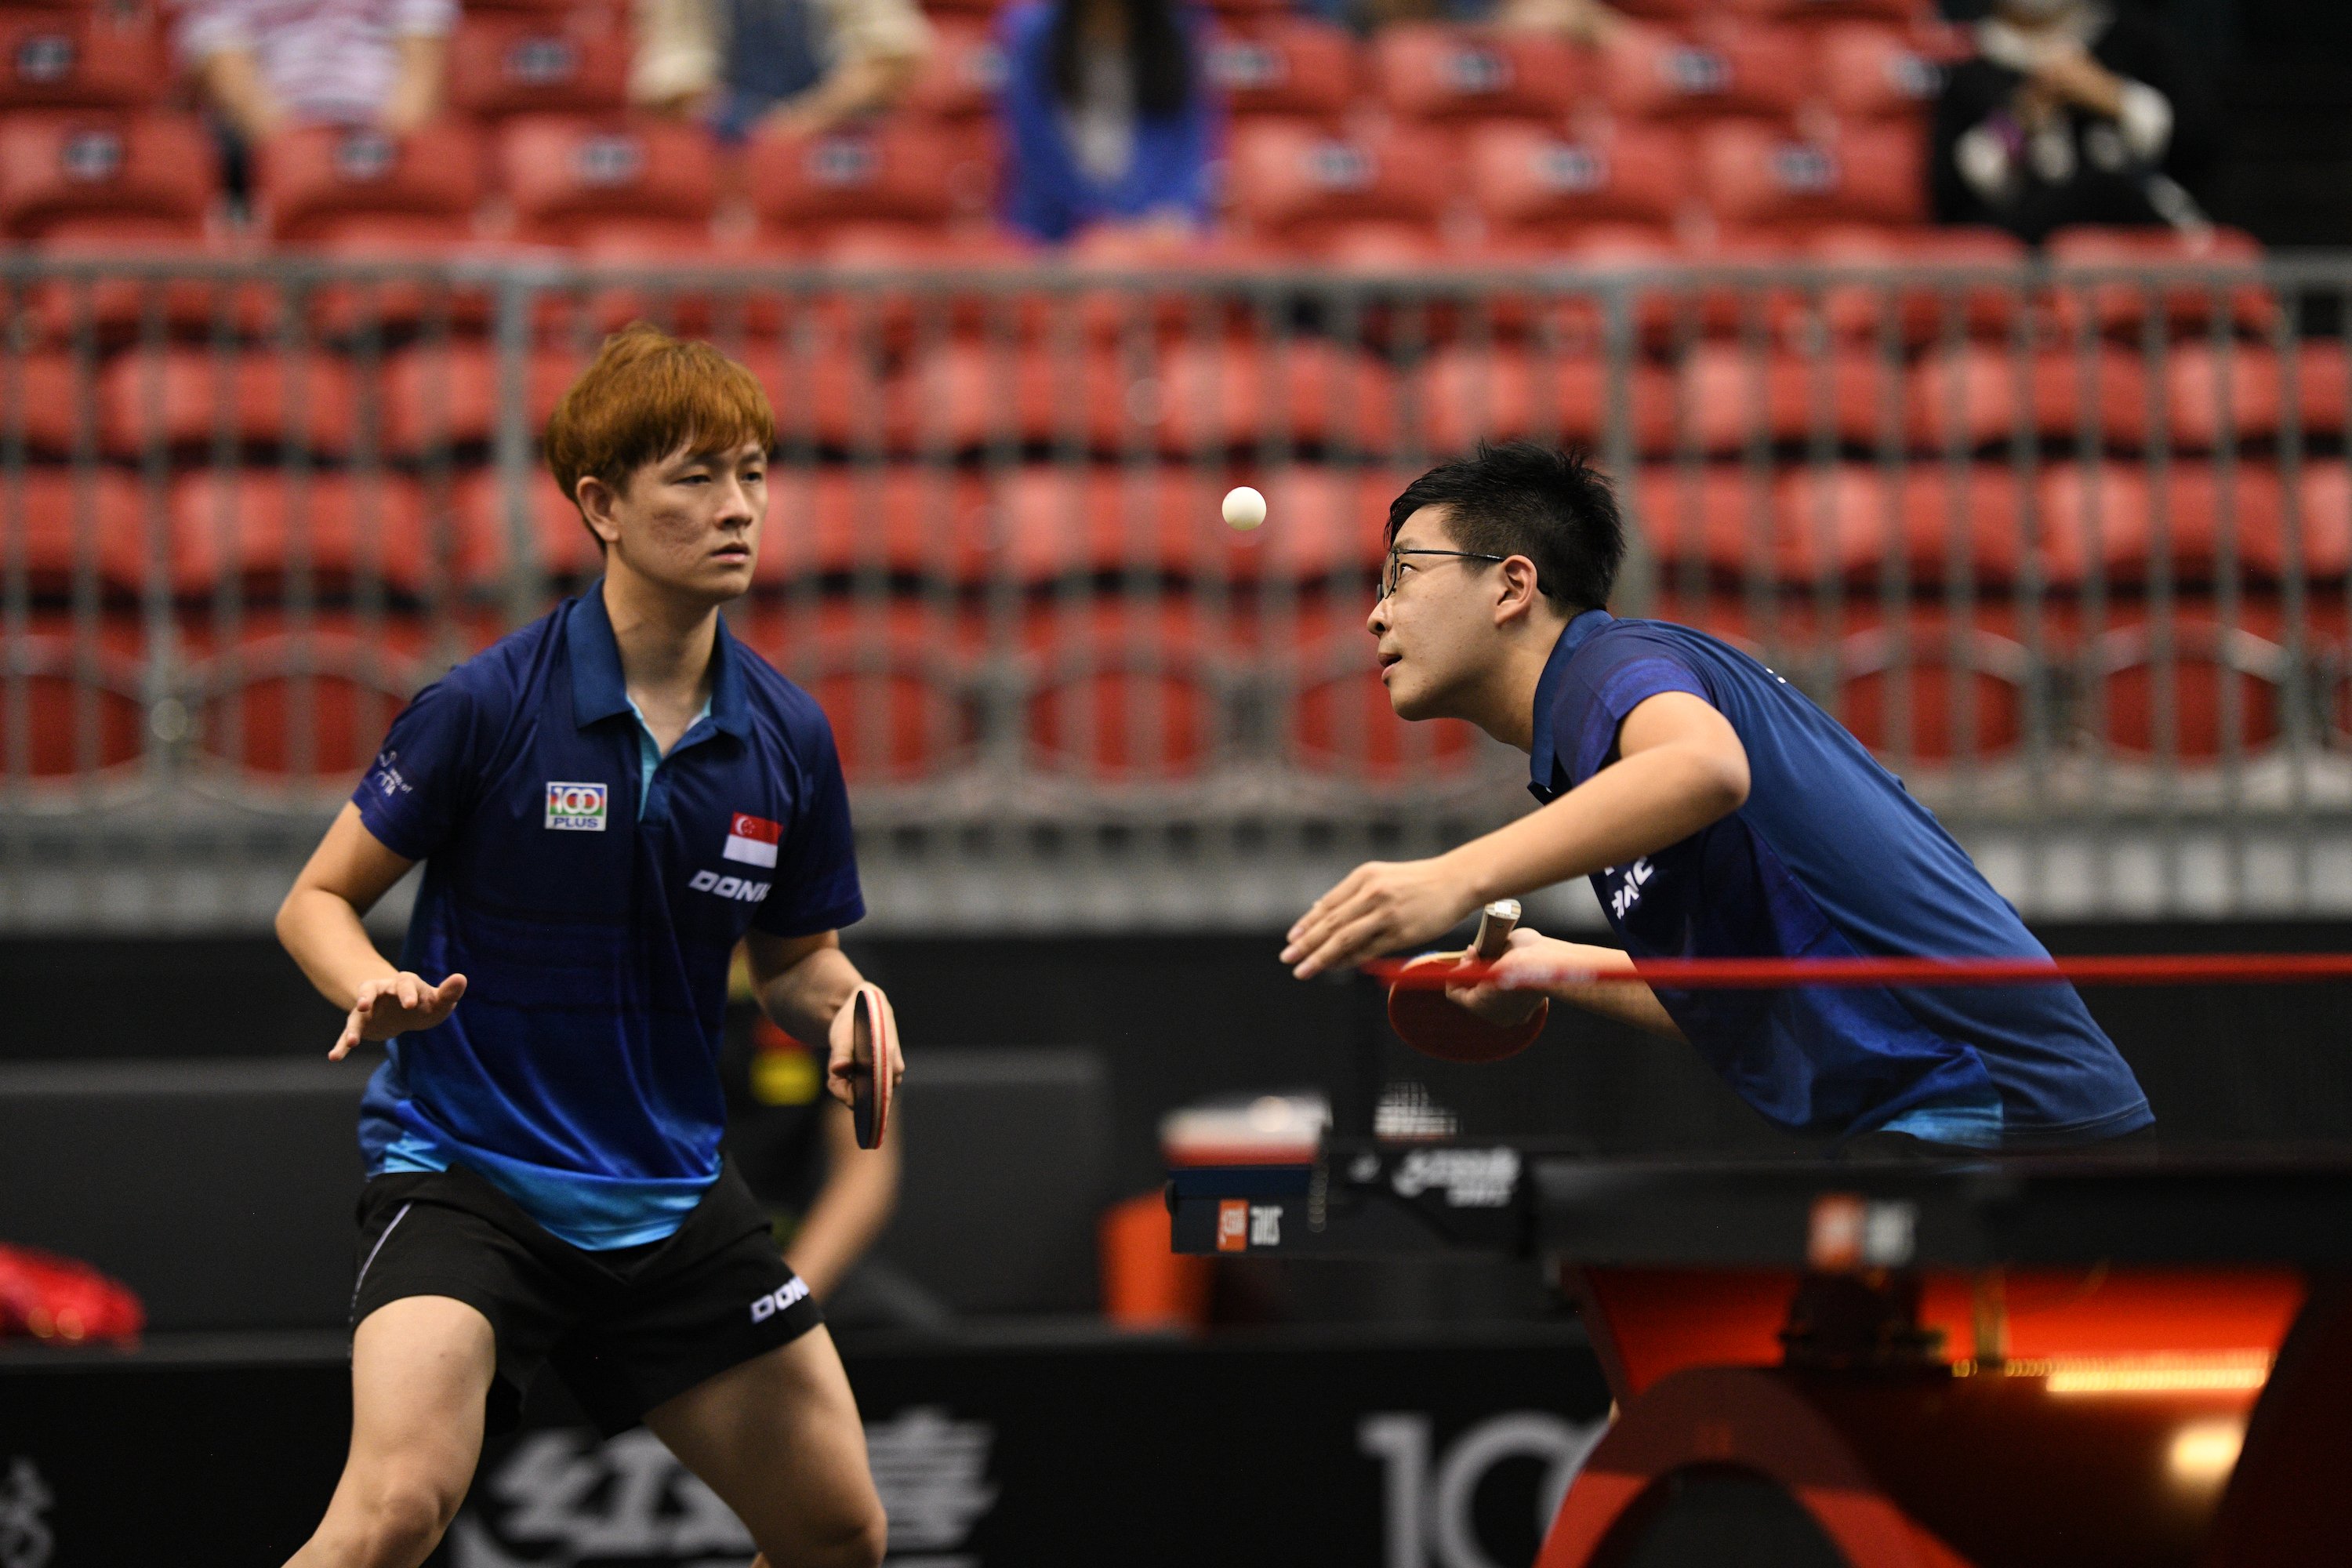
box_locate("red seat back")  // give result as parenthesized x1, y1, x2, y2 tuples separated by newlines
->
(499, 114, 717, 244)
(255, 121, 483, 245)
(0, 110, 212, 238)
(449, 9, 632, 117)
(0, 3, 166, 109)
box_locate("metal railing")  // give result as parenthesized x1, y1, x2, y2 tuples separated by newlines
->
(5, 251, 2351, 931)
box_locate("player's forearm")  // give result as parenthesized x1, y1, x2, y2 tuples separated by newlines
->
(1446, 742, 1748, 908)
(1540, 945, 1683, 1038)
(276, 887, 398, 1013)
(788, 1131, 898, 1298)
(757, 944, 862, 1042)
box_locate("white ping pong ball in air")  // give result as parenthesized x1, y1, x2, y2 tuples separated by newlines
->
(1222, 485, 1267, 532)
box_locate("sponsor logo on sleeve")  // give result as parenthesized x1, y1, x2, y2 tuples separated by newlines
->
(545, 782, 608, 831)
(723, 812, 782, 868)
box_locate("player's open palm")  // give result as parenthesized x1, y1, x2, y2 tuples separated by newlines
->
(333, 971, 467, 1060)
(1284, 857, 1479, 978)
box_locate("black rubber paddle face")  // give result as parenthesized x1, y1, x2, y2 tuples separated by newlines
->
(851, 987, 890, 1149)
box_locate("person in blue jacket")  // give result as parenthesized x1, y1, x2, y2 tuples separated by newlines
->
(996, 0, 1221, 244)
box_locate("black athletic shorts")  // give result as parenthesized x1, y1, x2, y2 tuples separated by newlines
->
(349, 1157, 823, 1436)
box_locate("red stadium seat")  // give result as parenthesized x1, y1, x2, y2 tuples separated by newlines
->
(252, 121, 483, 245)
(1225, 121, 1451, 252)
(0, 109, 212, 238)
(1813, 22, 1947, 121)
(739, 598, 982, 784)
(748, 118, 966, 235)
(1804, 224, 2030, 343)
(185, 609, 432, 782)
(2161, 340, 2350, 452)
(1775, 461, 2032, 586)
(0, 349, 92, 456)
(764, 465, 996, 584)
(1285, 600, 1481, 780)
(2045, 226, 2273, 338)
(99, 347, 358, 456)
(0, 611, 145, 780)
(1907, 343, 2148, 453)
(0, 466, 148, 593)
(2040, 461, 2352, 589)
(1697, 119, 1925, 230)
(995, 463, 1395, 584)
(737, 325, 905, 453)
(1370, 24, 1580, 122)
(1417, 344, 1675, 457)
(1597, 20, 1813, 122)
(1466, 122, 1690, 238)
(382, 339, 581, 456)
(1719, 0, 1930, 19)
(1025, 597, 1214, 781)
(2088, 601, 2288, 760)
(1670, 341, 1895, 453)
(905, 15, 1006, 120)
(1836, 606, 2031, 764)
(169, 470, 431, 597)
(1208, 20, 1358, 124)
(0, 4, 166, 109)
(1149, 337, 1401, 454)
(449, 469, 604, 588)
(448, 9, 631, 117)
(498, 114, 717, 245)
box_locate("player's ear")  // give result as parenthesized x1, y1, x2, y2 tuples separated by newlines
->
(574, 475, 624, 549)
(1493, 555, 1542, 626)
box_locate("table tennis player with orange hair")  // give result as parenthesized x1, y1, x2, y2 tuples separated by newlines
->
(1283, 441, 2153, 1154)
(272, 325, 899, 1568)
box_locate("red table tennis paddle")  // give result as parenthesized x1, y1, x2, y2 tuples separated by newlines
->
(1387, 900, 1549, 1064)
(848, 982, 895, 1150)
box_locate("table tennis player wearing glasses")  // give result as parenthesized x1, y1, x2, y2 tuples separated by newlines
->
(271, 325, 899, 1568)
(1283, 441, 2153, 1155)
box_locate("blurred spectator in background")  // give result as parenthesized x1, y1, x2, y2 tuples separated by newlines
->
(180, 0, 452, 143)
(1932, 0, 2217, 243)
(633, 0, 933, 143)
(996, 0, 1220, 245)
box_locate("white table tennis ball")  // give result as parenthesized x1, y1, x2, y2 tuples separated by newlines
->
(1222, 485, 1267, 532)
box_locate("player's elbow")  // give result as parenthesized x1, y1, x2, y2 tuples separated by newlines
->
(1688, 743, 1750, 822)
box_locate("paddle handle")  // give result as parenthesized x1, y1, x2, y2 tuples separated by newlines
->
(1472, 900, 1521, 962)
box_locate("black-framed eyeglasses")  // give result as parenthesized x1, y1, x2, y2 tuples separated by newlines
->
(1381, 547, 1510, 601)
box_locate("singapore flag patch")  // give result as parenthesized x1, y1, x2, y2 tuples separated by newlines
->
(724, 812, 782, 868)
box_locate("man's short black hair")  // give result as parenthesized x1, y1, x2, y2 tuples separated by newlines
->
(1385, 443, 1625, 614)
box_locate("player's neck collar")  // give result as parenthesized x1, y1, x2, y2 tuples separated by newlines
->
(567, 579, 751, 739)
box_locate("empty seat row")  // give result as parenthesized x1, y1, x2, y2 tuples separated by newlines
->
(7, 457, 2346, 601)
(0, 598, 1483, 784)
(1219, 17, 1945, 129)
(3, 585, 2328, 786)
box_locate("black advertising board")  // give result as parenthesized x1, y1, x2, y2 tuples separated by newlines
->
(1, 1327, 1609, 1568)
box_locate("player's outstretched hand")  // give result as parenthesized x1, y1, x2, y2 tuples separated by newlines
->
(1444, 928, 1567, 1026)
(1283, 856, 1479, 979)
(826, 984, 905, 1109)
(332, 971, 466, 1060)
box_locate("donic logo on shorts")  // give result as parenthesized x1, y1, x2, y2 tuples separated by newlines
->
(750, 1277, 811, 1323)
(545, 782, 608, 830)
(690, 869, 770, 903)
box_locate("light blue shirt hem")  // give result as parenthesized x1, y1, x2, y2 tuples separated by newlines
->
(378, 1130, 710, 1250)
(1877, 1087, 2005, 1149)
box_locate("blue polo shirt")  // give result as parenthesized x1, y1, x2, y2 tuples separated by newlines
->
(1530, 609, 2151, 1149)
(350, 582, 864, 1247)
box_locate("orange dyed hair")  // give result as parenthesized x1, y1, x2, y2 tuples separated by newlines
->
(544, 323, 775, 525)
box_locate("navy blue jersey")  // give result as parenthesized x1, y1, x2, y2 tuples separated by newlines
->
(1530, 609, 2150, 1148)
(350, 583, 864, 1247)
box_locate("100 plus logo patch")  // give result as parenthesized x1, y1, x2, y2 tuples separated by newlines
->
(545, 782, 608, 831)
